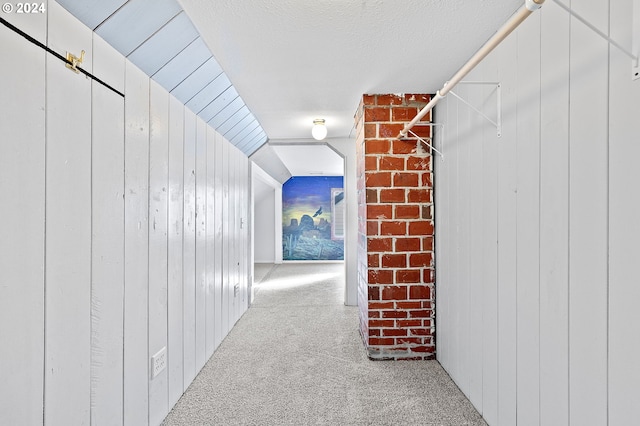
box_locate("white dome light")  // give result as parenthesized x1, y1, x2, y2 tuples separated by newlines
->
(311, 119, 327, 140)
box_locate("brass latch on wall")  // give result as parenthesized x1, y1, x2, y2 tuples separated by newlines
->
(65, 50, 85, 73)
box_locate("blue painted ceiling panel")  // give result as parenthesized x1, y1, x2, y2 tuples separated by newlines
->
(230, 121, 260, 146)
(95, 0, 182, 56)
(208, 97, 245, 128)
(61, 0, 268, 155)
(186, 73, 232, 114)
(127, 12, 198, 76)
(170, 58, 224, 105)
(236, 126, 264, 150)
(244, 134, 269, 156)
(217, 106, 251, 136)
(56, 0, 127, 30)
(223, 112, 255, 140)
(197, 87, 238, 122)
(151, 38, 211, 91)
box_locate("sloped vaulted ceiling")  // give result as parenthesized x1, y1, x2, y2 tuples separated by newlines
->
(57, 0, 268, 155)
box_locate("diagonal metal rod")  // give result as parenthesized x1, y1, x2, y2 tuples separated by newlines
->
(407, 129, 444, 158)
(398, 0, 545, 139)
(448, 89, 498, 128)
(552, 0, 638, 63)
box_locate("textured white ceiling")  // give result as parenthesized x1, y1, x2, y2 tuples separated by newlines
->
(271, 144, 343, 176)
(179, 0, 523, 141)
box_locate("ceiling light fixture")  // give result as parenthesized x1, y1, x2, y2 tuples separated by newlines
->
(311, 119, 327, 140)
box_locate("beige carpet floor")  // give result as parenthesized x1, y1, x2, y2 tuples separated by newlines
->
(162, 263, 486, 426)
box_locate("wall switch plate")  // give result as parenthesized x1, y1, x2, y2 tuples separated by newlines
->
(234, 283, 240, 297)
(151, 347, 167, 379)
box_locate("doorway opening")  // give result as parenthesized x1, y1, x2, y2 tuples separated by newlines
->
(250, 141, 356, 306)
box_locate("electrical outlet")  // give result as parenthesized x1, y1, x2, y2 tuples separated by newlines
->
(151, 347, 167, 379)
(234, 283, 240, 297)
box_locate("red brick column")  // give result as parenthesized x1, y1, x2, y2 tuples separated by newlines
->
(355, 94, 435, 360)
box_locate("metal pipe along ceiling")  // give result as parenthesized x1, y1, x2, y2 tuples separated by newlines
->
(398, 0, 546, 139)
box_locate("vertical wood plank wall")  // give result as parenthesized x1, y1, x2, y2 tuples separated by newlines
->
(0, 8, 46, 426)
(148, 80, 170, 426)
(0, 2, 252, 425)
(607, 2, 640, 426)
(123, 57, 151, 426)
(434, 0, 640, 425)
(167, 95, 185, 409)
(91, 34, 126, 425)
(44, 3, 93, 423)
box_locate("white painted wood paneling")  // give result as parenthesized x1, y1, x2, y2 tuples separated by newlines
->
(240, 151, 248, 317)
(241, 155, 249, 311)
(222, 140, 230, 336)
(444, 95, 457, 382)
(2, 0, 47, 43)
(236, 148, 244, 321)
(92, 32, 125, 94)
(2, 3, 253, 424)
(167, 96, 184, 407)
(195, 118, 207, 372)
(608, 1, 640, 424)
(230, 147, 239, 325)
(182, 109, 197, 387)
(515, 12, 541, 426)
(214, 130, 224, 349)
(227, 145, 235, 326)
(539, 2, 570, 424)
(568, 0, 609, 423)
(205, 126, 216, 359)
(148, 80, 170, 425)
(457, 82, 472, 398)
(435, 90, 452, 376)
(480, 54, 500, 426)
(0, 14, 46, 425)
(228, 147, 236, 324)
(436, 1, 640, 425)
(167, 95, 185, 407)
(44, 2, 92, 423)
(90, 34, 125, 426)
(238, 152, 245, 312)
(443, 87, 459, 382)
(123, 60, 150, 426)
(465, 75, 485, 411)
(495, 31, 518, 426)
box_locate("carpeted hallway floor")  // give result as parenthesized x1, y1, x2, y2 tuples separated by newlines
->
(162, 263, 487, 426)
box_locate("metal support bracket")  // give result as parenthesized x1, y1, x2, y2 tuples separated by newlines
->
(553, 0, 639, 81)
(406, 123, 445, 160)
(449, 81, 502, 137)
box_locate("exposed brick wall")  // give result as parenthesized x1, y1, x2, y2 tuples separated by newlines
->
(355, 94, 435, 360)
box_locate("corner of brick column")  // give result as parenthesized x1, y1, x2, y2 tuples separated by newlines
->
(355, 93, 435, 361)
